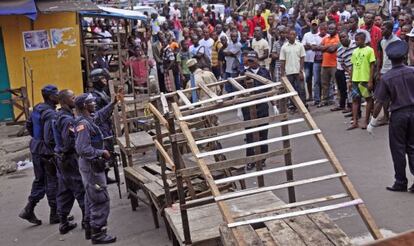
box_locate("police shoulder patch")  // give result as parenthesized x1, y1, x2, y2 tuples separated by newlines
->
(76, 124, 85, 132)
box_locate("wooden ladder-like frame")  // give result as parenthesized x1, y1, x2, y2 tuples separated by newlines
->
(169, 74, 383, 245)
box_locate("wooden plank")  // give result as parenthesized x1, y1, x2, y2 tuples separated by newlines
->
(280, 76, 383, 240)
(255, 228, 277, 246)
(176, 90, 194, 108)
(154, 139, 176, 171)
(196, 118, 305, 145)
(245, 72, 274, 85)
(227, 199, 363, 228)
(284, 212, 334, 246)
(227, 77, 246, 91)
(151, 76, 247, 100)
(179, 148, 291, 178)
(172, 114, 288, 143)
(179, 82, 280, 110)
(198, 81, 223, 103)
(160, 93, 169, 115)
(197, 129, 321, 158)
(117, 131, 154, 149)
(215, 159, 329, 185)
(216, 172, 346, 202)
(308, 212, 353, 246)
(180, 90, 277, 117)
(179, 92, 297, 121)
(165, 192, 281, 245)
(265, 218, 307, 246)
(233, 193, 349, 219)
(148, 103, 169, 128)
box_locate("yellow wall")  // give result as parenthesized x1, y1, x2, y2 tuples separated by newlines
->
(0, 12, 83, 111)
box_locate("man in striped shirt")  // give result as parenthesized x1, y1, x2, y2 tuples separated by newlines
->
(334, 30, 357, 111)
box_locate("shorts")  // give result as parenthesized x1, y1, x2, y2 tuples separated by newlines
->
(351, 82, 372, 99)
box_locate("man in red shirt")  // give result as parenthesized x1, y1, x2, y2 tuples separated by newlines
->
(361, 12, 382, 60)
(253, 9, 266, 33)
(240, 12, 255, 38)
(328, 4, 340, 24)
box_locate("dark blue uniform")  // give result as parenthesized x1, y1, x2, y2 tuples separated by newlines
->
(53, 108, 85, 222)
(75, 115, 109, 229)
(240, 67, 271, 157)
(375, 40, 414, 191)
(26, 102, 58, 211)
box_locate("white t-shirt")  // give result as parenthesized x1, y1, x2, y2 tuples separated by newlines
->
(188, 7, 193, 16)
(338, 10, 351, 23)
(170, 8, 181, 20)
(252, 38, 269, 66)
(280, 41, 306, 75)
(301, 32, 319, 63)
(199, 38, 214, 60)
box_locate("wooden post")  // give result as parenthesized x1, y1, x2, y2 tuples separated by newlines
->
(245, 79, 265, 187)
(155, 112, 172, 207)
(168, 115, 192, 244)
(278, 89, 296, 203)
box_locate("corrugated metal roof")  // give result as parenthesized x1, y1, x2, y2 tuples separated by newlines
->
(36, 0, 100, 13)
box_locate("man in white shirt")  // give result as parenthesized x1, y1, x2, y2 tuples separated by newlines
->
(169, 4, 181, 20)
(251, 27, 270, 67)
(199, 28, 214, 60)
(280, 28, 306, 106)
(301, 20, 320, 101)
(338, 3, 351, 23)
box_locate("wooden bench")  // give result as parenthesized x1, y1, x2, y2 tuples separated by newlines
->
(165, 191, 352, 246)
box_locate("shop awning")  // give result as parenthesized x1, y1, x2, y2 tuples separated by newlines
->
(0, 0, 37, 20)
(36, 0, 100, 13)
(80, 6, 147, 21)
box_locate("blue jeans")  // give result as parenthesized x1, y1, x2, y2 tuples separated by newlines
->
(313, 62, 322, 103)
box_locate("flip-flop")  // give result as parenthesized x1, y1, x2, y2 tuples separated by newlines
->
(346, 125, 358, 131)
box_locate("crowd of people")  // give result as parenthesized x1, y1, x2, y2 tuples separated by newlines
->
(106, 0, 414, 131)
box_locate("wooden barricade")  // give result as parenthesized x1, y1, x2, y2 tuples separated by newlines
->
(163, 74, 383, 245)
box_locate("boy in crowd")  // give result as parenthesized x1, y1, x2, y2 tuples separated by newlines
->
(348, 32, 376, 130)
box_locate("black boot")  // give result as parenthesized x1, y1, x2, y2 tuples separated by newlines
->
(18, 201, 42, 225)
(91, 227, 116, 244)
(83, 222, 91, 240)
(49, 209, 60, 224)
(59, 216, 77, 235)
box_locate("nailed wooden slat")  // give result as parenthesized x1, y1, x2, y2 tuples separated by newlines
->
(197, 129, 321, 158)
(216, 172, 346, 202)
(227, 199, 363, 228)
(179, 92, 297, 121)
(196, 118, 305, 145)
(215, 159, 329, 185)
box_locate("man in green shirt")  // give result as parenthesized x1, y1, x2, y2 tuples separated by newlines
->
(348, 32, 376, 130)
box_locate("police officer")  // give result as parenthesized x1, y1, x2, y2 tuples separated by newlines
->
(53, 89, 85, 234)
(368, 40, 414, 192)
(19, 85, 60, 225)
(241, 51, 273, 170)
(74, 93, 120, 244)
(90, 68, 117, 185)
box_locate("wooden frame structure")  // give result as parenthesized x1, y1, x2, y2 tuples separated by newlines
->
(163, 74, 383, 245)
